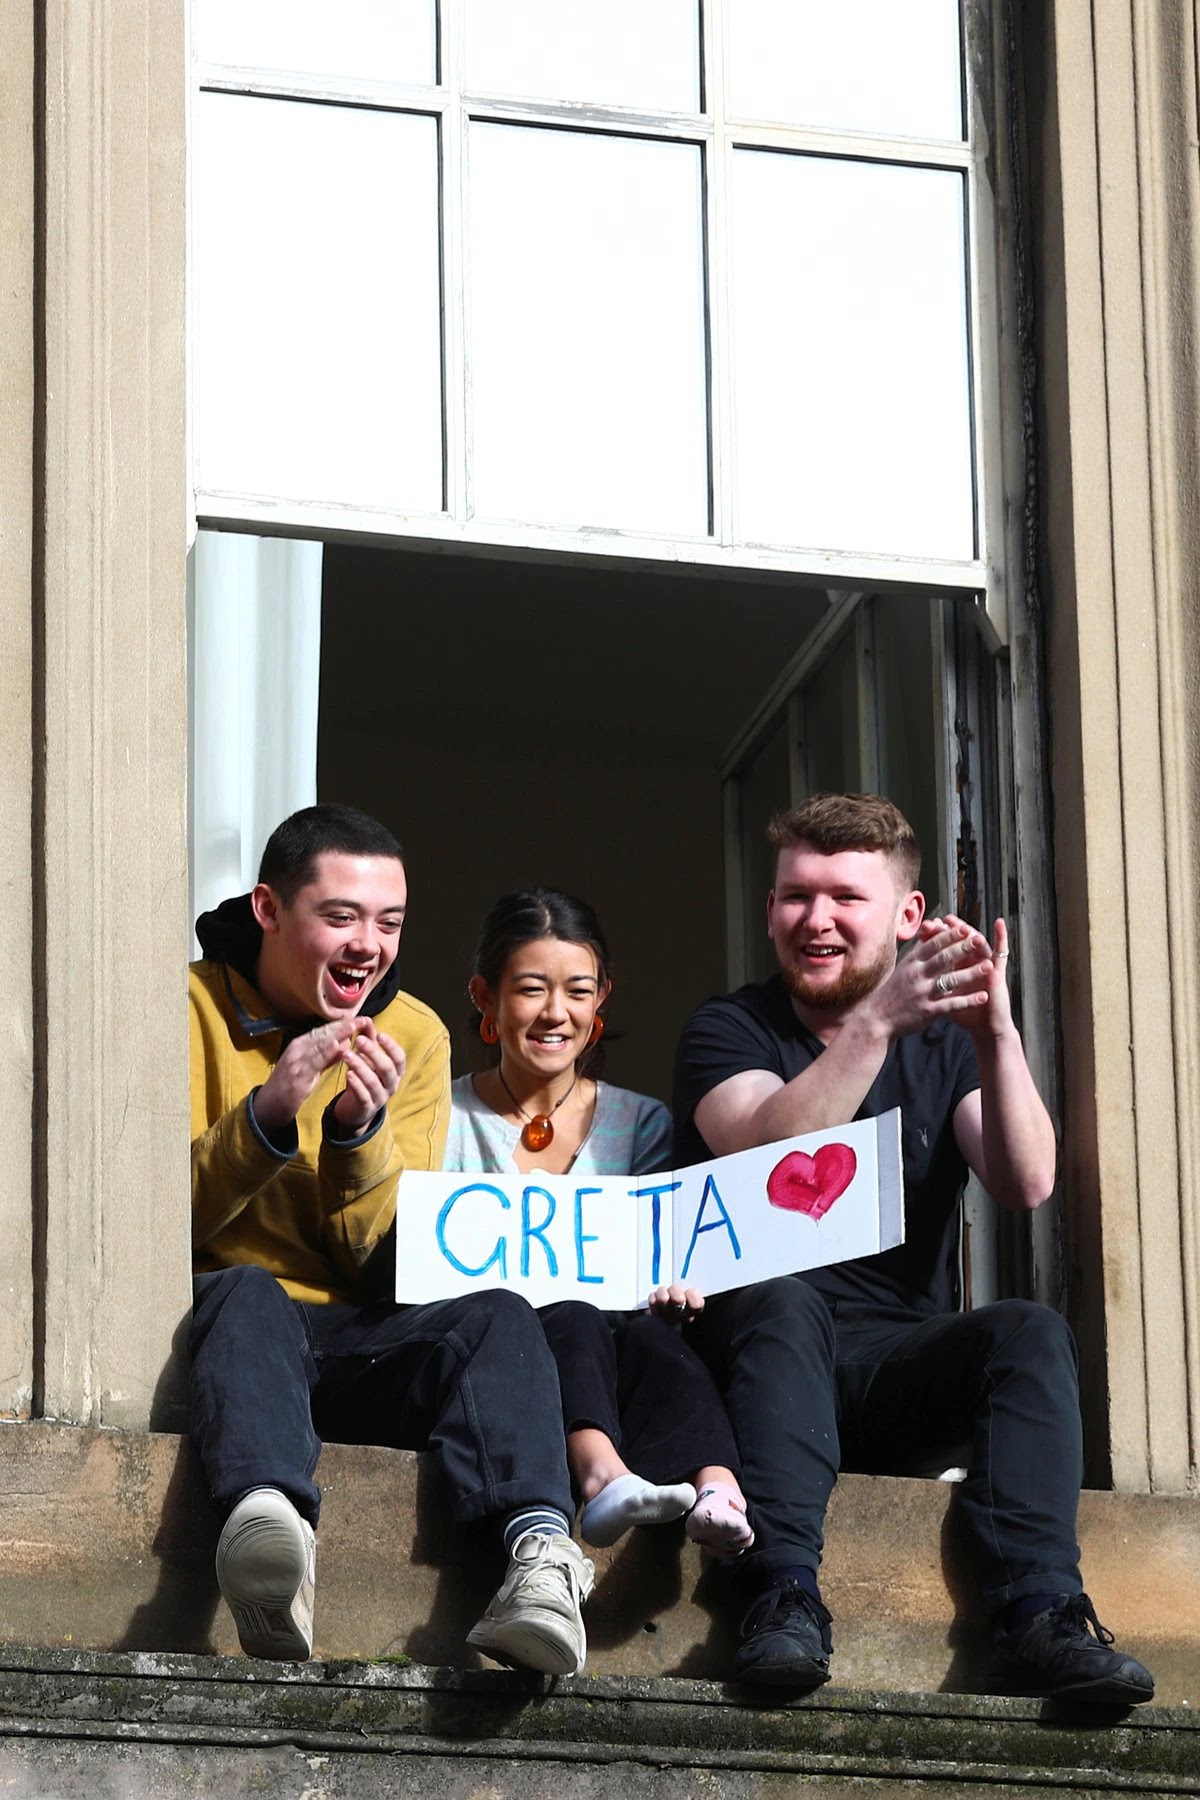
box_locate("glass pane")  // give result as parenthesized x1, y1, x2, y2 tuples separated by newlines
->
(193, 94, 443, 513)
(465, 0, 700, 112)
(728, 0, 963, 141)
(193, 0, 436, 86)
(468, 124, 709, 537)
(800, 632, 860, 796)
(731, 151, 974, 561)
(739, 719, 794, 985)
(873, 597, 943, 907)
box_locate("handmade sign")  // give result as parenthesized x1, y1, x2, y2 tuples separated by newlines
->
(394, 1109, 904, 1308)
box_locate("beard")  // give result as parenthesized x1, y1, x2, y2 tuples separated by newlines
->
(779, 940, 894, 1011)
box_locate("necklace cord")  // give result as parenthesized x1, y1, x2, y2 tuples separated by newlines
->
(495, 1063, 578, 1151)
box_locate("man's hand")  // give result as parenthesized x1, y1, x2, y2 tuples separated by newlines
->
(940, 916, 1015, 1046)
(253, 1016, 406, 1139)
(947, 916, 1056, 1208)
(647, 1282, 705, 1322)
(330, 1018, 407, 1137)
(868, 913, 997, 1037)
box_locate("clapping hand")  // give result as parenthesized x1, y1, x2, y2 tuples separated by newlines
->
(254, 1015, 406, 1138)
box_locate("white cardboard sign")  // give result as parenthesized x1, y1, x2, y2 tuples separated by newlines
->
(395, 1109, 904, 1308)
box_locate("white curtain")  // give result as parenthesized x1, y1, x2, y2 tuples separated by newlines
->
(187, 530, 323, 952)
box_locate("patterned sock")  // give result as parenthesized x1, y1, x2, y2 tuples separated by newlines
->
(502, 1506, 571, 1555)
(685, 1482, 755, 1558)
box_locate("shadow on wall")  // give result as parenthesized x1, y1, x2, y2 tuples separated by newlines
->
(320, 730, 728, 1106)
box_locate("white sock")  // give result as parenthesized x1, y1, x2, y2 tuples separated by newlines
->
(579, 1473, 697, 1548)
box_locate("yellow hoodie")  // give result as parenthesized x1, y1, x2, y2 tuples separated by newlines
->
(190, 959, 450, 1304)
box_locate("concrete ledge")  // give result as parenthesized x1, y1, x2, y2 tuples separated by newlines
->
(0, 1423, 1194, 1703)
(0, 1650, 1194, 1795)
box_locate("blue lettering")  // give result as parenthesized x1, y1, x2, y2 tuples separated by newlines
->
(631, 1181, 682, 1288)
(521, 1186, 559, 1279)
(679, 1174, 742, 1282)
(436, 1183, 509, 1279)
(574, 1186, 604, 1285)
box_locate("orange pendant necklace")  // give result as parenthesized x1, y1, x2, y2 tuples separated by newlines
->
(497, 1067, 578, 1152)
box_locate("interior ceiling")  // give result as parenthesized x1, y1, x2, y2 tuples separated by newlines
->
(320, 541, 832, 762)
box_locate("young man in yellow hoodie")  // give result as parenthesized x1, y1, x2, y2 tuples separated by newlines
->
(189, 803, 592, 1674)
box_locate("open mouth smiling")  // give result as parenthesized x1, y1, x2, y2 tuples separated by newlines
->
(328, 961, 374, 1000)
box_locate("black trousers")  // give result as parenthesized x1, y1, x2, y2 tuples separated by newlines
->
(687, 1276, 1084, 1614)
(189, 1265, 574, 1529)
(539, 1303, 740, 1487)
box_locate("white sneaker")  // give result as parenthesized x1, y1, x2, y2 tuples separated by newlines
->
(215, 1486, 316, 1662)
(467, 1532, 594, 1676)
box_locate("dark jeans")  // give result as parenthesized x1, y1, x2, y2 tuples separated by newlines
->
(189, 1265, 574, 1529)
(539, 1303, 740, 1488)
(687, 1276, 1084, 1614)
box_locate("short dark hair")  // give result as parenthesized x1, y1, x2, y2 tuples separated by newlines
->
(257, 804, 405, 906)
(471, 888, 611, 992)
(768, 793, 921, 890)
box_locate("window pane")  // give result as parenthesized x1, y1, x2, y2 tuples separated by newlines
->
(728, 0, 963, 142)
(874, 597, 943, 906)
(193, 0, 436, 86)
(465, 0, 700, 112)
(193, 94, 443, 513)
(801, 634, 860, 796)
(739, 719, 793, 984)
(731, 151, 974, 561)
(468, 124, 709, 537)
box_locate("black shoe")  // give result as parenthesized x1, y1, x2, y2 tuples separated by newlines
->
(992, 1593, 1155, 1705)
(733, 1577, 833, 1689)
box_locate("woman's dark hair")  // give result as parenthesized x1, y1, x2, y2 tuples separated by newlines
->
(472, 888, 611, 991)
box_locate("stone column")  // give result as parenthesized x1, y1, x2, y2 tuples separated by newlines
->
(1033, 0, 1200, 1492)
(37, 0, 192, 1427)
(0, 3, 36, 1418)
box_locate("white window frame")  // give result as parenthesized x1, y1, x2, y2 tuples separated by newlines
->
(190, 0, 1013, 632)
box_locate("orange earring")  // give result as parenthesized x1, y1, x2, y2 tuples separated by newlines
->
(480, 1015, 499, 1045)
(587, 1016, 605, 1048)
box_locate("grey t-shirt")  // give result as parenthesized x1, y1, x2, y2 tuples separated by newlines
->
(444, 1075, 673, 1178)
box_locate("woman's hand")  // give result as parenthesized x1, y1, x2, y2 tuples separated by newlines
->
(647, 1283, 705, 1323)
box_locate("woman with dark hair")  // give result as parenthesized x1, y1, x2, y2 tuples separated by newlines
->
(444, 888, 753, 1556)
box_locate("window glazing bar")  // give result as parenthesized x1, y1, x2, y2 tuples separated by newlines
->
(195, 69, 449, 114)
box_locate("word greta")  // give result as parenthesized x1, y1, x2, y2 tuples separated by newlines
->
(436, 1175, 739, 1289)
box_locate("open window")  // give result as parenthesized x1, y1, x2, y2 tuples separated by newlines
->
(186, 0, 1055, 1310)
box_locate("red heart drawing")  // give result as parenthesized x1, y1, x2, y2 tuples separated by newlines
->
(766, 1144, 857, 1222)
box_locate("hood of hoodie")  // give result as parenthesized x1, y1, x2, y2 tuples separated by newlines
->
(195, 893, 405, 1024)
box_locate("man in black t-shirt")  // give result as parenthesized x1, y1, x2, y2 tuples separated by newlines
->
(673, 793, 1153, 1705)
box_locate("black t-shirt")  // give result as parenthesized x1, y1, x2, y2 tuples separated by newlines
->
(672, 975, 981, 1315)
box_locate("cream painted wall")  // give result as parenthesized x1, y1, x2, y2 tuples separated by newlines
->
(319, 728, 727, 1108)
(0, 1, 35, 1416)
(1032, 0, 1200, 1492)
(35, 0, 192, 1428)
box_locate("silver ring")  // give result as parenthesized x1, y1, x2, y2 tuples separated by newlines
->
(936, 974, 954, 995)
(996, 950, 1010, 961)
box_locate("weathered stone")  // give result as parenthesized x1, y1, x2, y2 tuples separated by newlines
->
(0, 1422, 1194, 1705)
(0, 1649, 1194, 1795)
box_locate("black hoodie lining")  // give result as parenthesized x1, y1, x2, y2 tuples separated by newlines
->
(196, 892, 405, 1035)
